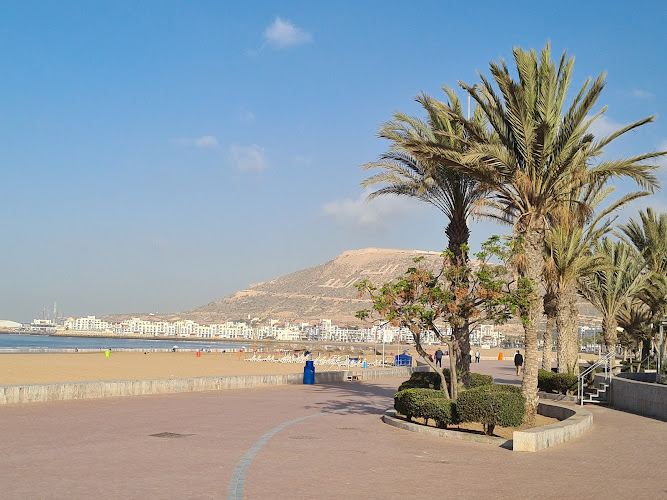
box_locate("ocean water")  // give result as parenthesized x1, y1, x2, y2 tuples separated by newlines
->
(0, 333, 247, 352)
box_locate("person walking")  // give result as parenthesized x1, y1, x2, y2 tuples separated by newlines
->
(514, 350, 524, 376)
(475, 350, 480, 363)
(434, 348, 443, 368)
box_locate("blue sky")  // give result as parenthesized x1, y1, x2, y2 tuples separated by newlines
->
(1, 0, 665, 322)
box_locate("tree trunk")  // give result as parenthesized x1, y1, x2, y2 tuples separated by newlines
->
(446, 217, 471, 375)
(410, 324, 449, 398)
(453, 320, 471, 374)
(519, 224, 546, 420)
(601, 315, 619, 352)
(556, 285, 579, 374)
(446, 217, 470, 262)
(541, 315, 555, 371)
(448, 339, 459, 399)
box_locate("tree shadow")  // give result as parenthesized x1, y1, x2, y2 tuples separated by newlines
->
(302, 378, 400, 416)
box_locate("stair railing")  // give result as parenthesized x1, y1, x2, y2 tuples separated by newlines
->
(578, 348, 616, 405)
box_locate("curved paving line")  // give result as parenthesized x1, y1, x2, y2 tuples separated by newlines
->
(227, 410, 345, 500)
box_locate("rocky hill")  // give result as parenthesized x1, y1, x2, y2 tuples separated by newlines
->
(184, 248, 444, 325)
(106, 248, 602, 330)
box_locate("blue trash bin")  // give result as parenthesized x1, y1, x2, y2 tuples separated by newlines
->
(303, 359, 315, 384)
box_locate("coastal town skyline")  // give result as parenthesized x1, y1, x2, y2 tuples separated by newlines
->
(2, 1, 665, 323)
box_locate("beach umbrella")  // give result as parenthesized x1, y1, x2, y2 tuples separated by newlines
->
(173, 345, 179, 349)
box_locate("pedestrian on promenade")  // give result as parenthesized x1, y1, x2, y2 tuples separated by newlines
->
(514, 350, 524, 375)
(434, 348, 443, 368)
(475, 350, 480, 363)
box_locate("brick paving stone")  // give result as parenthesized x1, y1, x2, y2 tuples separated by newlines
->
(0, 363, 665, 499)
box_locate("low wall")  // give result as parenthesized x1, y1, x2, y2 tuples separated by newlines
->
(383, 400, 592, 452)
(607, 374, 667, 421)
(615, 372, 658, 383)
(0, 366, 423, 405)
(512, 401, 592, 452)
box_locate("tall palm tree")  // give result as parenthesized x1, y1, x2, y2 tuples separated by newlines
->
(362, 89, 487, 372)
(408, 43, 662, 415)
(545, 187, 648, 373)
(579, 238, 648, 350)
(616, 298, 653, 363)
(619, 209, 667, 331)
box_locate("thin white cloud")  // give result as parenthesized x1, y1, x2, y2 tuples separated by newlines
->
(263, 17, 312, 48)
(239, 109, 256, 123)
(632, 89, 655, 99)
(321, 191, 419, 233)
(195, 136, 219, 148)
(171, 136, 219, 148)
(294, 154, 312, 165)
(228, 144, 267, 172)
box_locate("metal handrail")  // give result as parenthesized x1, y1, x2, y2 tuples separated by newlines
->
(578, 348, 616, 405)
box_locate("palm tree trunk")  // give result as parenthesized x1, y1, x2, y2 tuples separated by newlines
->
(520, 227, 546, 419)
(446, 217, 470, 262)
(541, 315, 555, 371)
(446, 217, 472, 372)
(556, 286, 580, 374)
(541, 289, 557, 371)
(601, 316, 619, 352)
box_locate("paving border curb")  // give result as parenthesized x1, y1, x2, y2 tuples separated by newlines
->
(0, 366, 429, 405)
(383, 400, 593, 452)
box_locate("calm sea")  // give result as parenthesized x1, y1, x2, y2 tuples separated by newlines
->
(0, 333, 247, 353)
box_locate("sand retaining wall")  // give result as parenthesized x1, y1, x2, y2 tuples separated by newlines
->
(0, 366, 426, 405)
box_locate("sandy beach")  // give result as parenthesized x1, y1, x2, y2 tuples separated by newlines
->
(0, 345, 600, 385)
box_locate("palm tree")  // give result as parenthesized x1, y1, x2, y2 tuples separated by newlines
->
(579, 238, 648, 350)
(408, 43, 662, 415)
(545, 187, 648, 373)
(616, 299, 653, 364)
(619, 209, 667, 333)
(362, 89, 486, 372)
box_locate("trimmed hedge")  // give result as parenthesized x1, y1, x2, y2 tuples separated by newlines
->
(456, 385, 526, 435)
(468, 372, 494, 388)
(475, 383, 521, 394)
(397, 370, 494, 393)
(394, 388, 445, 421)
(420, 397, 459, 428)
(393, 388, 457, 427)
(538, 369, 578, 395)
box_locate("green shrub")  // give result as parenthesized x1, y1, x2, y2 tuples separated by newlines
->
(394, 388, 445, 421)
(468, 372, 494, 388)
(398, 372, 442, 391)
(420, 397, 458, 428)
(456, 385, 526, 435)
(475, 383, 521, 394)
(538, 369, 555, 393)
(538, 369, 578, 395)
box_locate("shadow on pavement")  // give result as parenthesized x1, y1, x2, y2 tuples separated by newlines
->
(302, 378, 400, 416)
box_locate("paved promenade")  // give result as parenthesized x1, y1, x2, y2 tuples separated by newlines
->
(1, 361, 665, 499)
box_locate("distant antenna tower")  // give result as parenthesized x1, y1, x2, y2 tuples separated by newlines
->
(53, 301, 57, 320)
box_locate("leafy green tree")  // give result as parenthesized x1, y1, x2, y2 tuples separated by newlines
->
(356, 237, 521, 399)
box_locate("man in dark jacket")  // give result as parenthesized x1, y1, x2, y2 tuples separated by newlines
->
(514, 350, 524, 375)
(434, 348, 444, 368)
